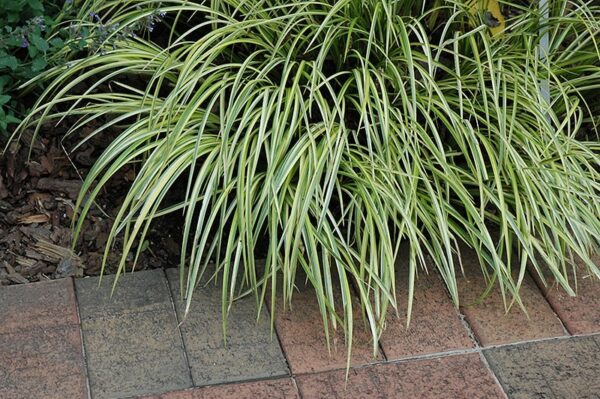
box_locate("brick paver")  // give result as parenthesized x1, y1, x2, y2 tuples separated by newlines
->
(77, 268, 172, 318)
(0, 325, 88, 399)
(273, 279, 382, 374)
(484, 335, 600, 398)
(456, 246, 565, 346)
(2, 259, 600, 399)
(141, 378, 300, 399)
(380, 251, 474, 359)
(533, 255, 600, 335)
(0, 278, 78, 334)
(296, 353, 505, 398)
(76, 270, 192, 399)
(0, 278, 87, 399)
(165, 268, 288, 387)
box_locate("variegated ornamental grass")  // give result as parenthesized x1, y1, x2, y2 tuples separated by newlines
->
(12, 0, 600, 362)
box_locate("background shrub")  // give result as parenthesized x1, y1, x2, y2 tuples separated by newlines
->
(0, 0, 83, 138)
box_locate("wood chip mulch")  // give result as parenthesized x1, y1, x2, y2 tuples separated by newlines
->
(0, 123, 182, 286)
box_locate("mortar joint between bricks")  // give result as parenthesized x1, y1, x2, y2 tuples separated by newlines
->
(163, 269, 195, 387)
(72, 277, 93, 399)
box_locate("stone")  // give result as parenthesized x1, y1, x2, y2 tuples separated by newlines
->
(76, 269, 173, 319)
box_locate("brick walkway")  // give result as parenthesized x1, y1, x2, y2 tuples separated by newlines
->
(1, 256, 599, 399)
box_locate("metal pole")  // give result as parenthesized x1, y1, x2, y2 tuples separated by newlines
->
(539, 0, 551, 106)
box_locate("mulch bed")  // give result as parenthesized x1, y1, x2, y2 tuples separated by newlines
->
(0, 123, 181, 286)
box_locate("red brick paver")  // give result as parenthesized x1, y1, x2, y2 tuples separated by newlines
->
(295, 353, 505, 399)
(456, 247, 565, 346)
(380, 254, 474, 359)
(274, 282, 382, 374)
(0, 278, 78, 334)
(142, 378, 299, 399)
(533, 255, 600, 335)
(0, 326, 88, 399)
(0, 279, 88, 399)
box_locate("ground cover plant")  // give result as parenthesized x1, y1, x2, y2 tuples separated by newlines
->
(0, 0, 83, 138)
(10, 0, 600, 361)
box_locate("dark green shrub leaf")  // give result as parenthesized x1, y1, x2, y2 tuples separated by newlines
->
(49, 37, 64, 48)
(30, 34, 49, 52)
(0, 55, 18, 70)
(26, 0, 44, 13)
(4, 115, 21, 124)
(31, 56, 46, 71)
(27, 45, 39, 58)
(4, 114, 20, 124)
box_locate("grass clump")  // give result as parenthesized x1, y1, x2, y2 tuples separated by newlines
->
(11, 0, 600, 359)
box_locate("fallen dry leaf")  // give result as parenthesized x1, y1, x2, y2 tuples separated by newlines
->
(18, 214, 51, 224)
(27, 192, 54, 205)
(40, 155, 55, 174)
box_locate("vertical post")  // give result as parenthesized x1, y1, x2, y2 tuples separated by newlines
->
(539, 0, 551, 107)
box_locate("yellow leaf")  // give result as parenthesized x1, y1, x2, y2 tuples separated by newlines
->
(468, 0, 506, 36)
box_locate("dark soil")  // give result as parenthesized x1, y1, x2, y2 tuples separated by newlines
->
(0, 123, 182, 286)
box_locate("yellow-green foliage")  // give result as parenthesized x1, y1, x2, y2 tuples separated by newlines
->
(12, 0, 600, 362)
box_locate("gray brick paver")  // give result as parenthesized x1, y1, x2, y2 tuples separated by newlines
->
(484, 335, 600, 399)
(165, 268, 289, 386)
(76, 269, 192, 399)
